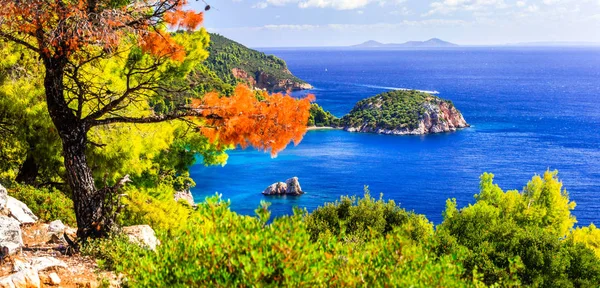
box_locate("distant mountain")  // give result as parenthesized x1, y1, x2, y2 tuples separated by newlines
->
(353, 38, 459, 48)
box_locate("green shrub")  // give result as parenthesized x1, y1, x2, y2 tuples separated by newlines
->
(305, 187, 433, 243)
(118, 184, 193, 232)
(435, 171, 600, 286)
(8, 184, 76, 226)
(93, 195, 467, 287)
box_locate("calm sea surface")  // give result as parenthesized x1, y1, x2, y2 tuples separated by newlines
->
(191, 47, 600, 226)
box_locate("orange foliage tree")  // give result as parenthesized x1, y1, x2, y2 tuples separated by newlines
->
(0, 0, 313, 238)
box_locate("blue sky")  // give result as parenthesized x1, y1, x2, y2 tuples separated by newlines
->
(188, 0, 600, 47)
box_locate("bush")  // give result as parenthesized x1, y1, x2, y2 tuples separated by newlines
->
(435, 171, 600, 286)
(118, 184, 193, 232)
(305, 187, 433, 243)
(91, 195, 466, 287)
(9, 184, 76, 226)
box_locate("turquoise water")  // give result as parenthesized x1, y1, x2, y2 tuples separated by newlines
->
(191, 47, 600, 225)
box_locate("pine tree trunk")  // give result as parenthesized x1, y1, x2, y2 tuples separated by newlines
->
(43, 58, 105, 239)
(15, 153, 38, 185)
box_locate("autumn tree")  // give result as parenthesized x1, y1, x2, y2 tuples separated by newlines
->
(0, 0, 313, 238)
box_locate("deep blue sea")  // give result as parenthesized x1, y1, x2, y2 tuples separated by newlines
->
(191, 47, 600, 226)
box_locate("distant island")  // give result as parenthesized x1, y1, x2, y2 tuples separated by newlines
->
(205, 33, 312, 92)
(309, 90, 469, 135)
(352, 38, 459, 48)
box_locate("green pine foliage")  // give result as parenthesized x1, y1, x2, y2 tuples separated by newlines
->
(8, 185, 76, 226)
(307, 103, 340, 127)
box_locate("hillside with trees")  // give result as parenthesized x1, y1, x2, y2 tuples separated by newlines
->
(205, 33, 312, 92)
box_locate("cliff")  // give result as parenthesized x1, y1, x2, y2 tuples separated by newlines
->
(205, 33, 312, 92)
(340, 90, 469, 135)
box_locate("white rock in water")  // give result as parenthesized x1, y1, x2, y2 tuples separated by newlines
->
(6, 196, 38, 224)
(262, 177, 304, 196)
(262, 182, 287, 195)
(285, 177, 304, 195)
(0, 215, 23, 255)
(123, 225, 160, 251)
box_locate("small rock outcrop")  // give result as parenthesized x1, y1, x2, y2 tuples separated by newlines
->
(0, 216, 23, 255)
(174, 190, 195, 206)
(122, 225, 160, 251)
(262, 177, 304, 196)
(5, 197, 38, 225)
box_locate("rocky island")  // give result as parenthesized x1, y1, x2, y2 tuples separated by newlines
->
(205, 33, 312, 92)
(309, 90, 469, 135)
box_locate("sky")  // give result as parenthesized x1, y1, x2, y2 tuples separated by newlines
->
(187, 0, 600, 47)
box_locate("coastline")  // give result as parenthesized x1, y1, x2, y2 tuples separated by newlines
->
(306, 126, 342, 131)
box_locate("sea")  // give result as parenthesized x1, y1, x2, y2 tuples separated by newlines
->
(190, 47, 600, 226)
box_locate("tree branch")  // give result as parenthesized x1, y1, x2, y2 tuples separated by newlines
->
(89, 109, 222, 127)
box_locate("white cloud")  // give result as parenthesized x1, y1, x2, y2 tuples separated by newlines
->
(214, 19, 470, 33)
(526, 4, 539, 12)
(425, 0, 507, 16)
(252, 0, 406, 10)
(253, 2, 269, 8)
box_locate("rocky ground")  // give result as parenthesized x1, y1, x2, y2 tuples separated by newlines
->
(0, 184, 160, 288)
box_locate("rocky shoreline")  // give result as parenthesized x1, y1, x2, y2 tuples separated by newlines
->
(343, 97, 470, 135)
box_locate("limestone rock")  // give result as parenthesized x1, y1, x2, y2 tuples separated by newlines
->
(122, 225, 160, 251)
(262, 177, 304, 196)
(48, 273, 60, 285)
(6, 197, 38, 224)
(0, 268, 40, 288)
(285, 177, 304, 195)
(262, 182, 288, 195)
(47, 220, 65, 235)
(0, 215, 23, 255)
(174, 190, 195, 206)
(30, 257, 67, 272)
(0, 184, 7, 215)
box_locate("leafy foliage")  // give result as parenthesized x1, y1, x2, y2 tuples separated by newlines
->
(8, 185, 76, 226)
(86, 195, 467, 287)
(341, 90, 454, 131)
(307, 103, 340, 127)
(436, 171, 599, 286)
(197, 85, 314, 156)
(306, 187, 432, 243)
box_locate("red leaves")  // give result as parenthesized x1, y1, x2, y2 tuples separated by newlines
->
(164, 10, 204, 31)
(0, 0, 203, 61)
(194, 85, 315, 156)
(139, 31, 186, 62)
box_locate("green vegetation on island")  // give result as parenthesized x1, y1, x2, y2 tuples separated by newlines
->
(309, 90, 469, 135)
(342, 90, 433, 130)
(205, 33, 311, 91)
(307, 103, 340, 127)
